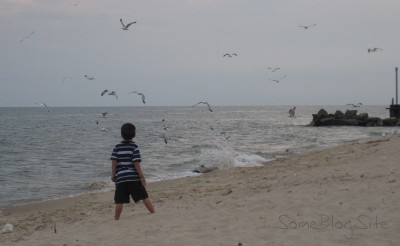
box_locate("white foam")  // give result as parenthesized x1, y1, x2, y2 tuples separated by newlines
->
(233, 153, 266, 167)
(199, 146, 266, 169)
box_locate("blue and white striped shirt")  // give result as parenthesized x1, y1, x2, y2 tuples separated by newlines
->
(111, 141, 142, 184)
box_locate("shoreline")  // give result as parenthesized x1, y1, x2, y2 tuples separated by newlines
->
(0, 135, 381, 213)
(1, 136, 399, 245)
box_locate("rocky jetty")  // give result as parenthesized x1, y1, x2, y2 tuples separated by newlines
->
(309, 109, 400, 127)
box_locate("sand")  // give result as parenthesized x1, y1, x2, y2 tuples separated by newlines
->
(1, 136, 399, 246)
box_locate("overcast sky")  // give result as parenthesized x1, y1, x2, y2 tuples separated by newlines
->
(1, 0, 399, 107)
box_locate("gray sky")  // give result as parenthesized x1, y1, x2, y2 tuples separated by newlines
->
(1, 0, 399, 107)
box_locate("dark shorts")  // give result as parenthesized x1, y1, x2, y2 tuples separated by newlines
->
(114, 181, 149, 204)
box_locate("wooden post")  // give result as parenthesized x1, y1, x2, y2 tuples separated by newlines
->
(396, 67, 398, 104)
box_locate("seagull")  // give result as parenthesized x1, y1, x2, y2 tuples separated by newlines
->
(367, 47, 383, 53)
(192, 101, 213, 112)
(269, 75, 287, 83)
(19, 31, 35, 43)
(161, 133, 170, 145)
(101, 90, 118, 99)
(161, 118, 171, 130)
(299, 24, 317, 29)
(267, 67, 281, 72)
(36, 102, 49, 112)
(129, 91, 146, 104)
(120, 19, 137, 30)
(346, 103, 363, 107)
(108, 91, 118, 99)
(289, 106, 296, 117)
(62, 76, 72, 82)
(84, 75, 95, 80)
(223, 53, 238, 57)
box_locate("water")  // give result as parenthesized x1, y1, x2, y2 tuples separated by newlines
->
(0, 105, 397, 211)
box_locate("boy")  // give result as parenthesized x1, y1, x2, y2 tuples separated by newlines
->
(111, 123, 155, 220)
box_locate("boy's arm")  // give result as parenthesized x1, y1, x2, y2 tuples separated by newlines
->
(111, 160, 117, 182)
(134, 161, 146, 186)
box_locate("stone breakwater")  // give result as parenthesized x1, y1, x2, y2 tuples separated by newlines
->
(309, 109, 400, 127)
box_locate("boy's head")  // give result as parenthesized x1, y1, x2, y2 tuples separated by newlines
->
(121, 123, 136, 140)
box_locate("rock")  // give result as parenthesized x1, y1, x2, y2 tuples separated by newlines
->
(317, 109, 328, 118)
(334, 110, 344, 119)
(356, 113, 369, 121)
(382, 117, 399, 126)
(366, 117, 382, 127)
(2, 223, 13, 233)
(344, 110, 358, 119)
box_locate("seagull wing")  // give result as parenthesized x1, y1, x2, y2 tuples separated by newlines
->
(125, 21, 137, 28)
(120, 19, 126, 28)
(101, 90, 108, 96)
(192, 102, 203, 107)
(37, 102, 48, 107)
(141, 93, 146, 104)
(205, 102, 213, 112)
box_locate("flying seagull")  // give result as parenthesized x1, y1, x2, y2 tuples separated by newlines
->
(267, 67, 281, 72)
(120, 19, 137, 30)
(19, 31, 35, 43)
(223, 53, 238, 57)
(299, 24, 317, 29)
(108, 91, 118, 99)
(161, 133, 170, 145)
(289, 107, 296, 117)
(346, 103, 363, 107)
(84, 75, 95, 80)
(129, 91, 146, 104)
(192, 101, 213, 112)
(161, 118, 171, 130)
(367, 47, 383, 53)
(36, 102, 49, 112)
(269, 75, 287, 83)
(101, 90, 117, 99)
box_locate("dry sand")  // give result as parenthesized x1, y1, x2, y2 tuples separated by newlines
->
(1, 136, 399, 246)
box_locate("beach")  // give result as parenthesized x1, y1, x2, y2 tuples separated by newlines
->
(1, 136, 399, 246)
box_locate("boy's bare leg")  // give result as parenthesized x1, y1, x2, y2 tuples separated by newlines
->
(143, 198, 155, 213)
(115, 204, 123, 220)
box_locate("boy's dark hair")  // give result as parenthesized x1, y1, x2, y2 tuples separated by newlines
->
(121, 123, 136, 140)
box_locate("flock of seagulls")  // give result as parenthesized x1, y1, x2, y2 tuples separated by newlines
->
(28, 13, 384, 146)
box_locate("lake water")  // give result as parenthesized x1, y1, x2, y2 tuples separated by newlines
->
(0, 105, 397, 211)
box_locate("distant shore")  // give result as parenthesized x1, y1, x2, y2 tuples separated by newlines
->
(1, 136, 399, 245)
